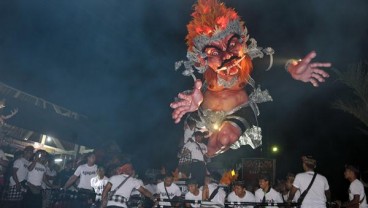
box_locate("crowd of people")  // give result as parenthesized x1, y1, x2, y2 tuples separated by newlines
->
(0, 143, 367, 208)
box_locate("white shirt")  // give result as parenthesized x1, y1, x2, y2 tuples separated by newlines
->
(183, 141, 207, 161)
(42, 166, 57, 189)
(185, 190, 202, 208)
(107, 174, 143, 208)
(91, 175, 109, 200)
(200, 183, 226, 206)
(349, 179, 367, 208)
(156, 181, 182, 206)
(9, 157, 30, 186)
(74, 164, 97, 190)
(184, 127, 195, 144)
(227, 190, 256, 208)
(293, 171, 329, 208)
(255, 188, 283, 208)
(131, 179, 144, 196)
(27, 162, 46, 186)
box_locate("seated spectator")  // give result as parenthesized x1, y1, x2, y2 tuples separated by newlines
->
(201, 174, 226, 207)
(227, 180, 256, 208)
(274, 179, 287, 201)
(185, 179, 202, 207)
(156, 173, 182, 207)
(255, 174, 283, 207)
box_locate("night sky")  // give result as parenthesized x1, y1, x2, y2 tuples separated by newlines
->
(1, 0, 368, 199)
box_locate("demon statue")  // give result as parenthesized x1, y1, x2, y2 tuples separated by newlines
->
(170, 0, 331, 157)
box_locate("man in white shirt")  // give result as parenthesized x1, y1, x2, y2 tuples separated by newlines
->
(182, 131, 208, 186)
(338, 165, 367, 208)
(101, 162, 154, 208)
(185, 179, 203, 207)
(227, 180, 256, 208)
(156, 173, 182, 207)
(288, 155, 331, 208)
(201, 174, 226, 207)
(3, 146, 34, 208)
(64, 152, 97, 190)
(24, 150, 54, 208)
(90, 166, 109, 206)
(255, 174, 283, 208)
(64, 152, 98, 208)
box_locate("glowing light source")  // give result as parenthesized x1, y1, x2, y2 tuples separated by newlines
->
(54, 158, 63, 163)
(231, 169, 236, 176)
(271, 145, 279, 153)
(46, 136, 52, 142)
(213, 123, 219, 130)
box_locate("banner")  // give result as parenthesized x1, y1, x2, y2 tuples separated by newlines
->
(241, 158, 276, 191)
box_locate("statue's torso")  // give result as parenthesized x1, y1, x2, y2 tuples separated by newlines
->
(202, 88, 248, 112)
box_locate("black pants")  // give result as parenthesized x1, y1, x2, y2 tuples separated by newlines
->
(23, 190, 42, 208)
(190, 161, 206, 186)
(71, 189, 95, 208)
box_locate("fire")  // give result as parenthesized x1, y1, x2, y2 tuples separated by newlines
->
(220, 169, 238, 185)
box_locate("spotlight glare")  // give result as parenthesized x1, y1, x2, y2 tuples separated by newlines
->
(272, 146, 279, 153)
(54, 158, 63, 163)
(46, 136, 53, 142)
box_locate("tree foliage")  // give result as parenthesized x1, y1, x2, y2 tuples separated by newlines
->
(333, 61, 368, 134)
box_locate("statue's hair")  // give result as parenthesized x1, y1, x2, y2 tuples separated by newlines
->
(186, 0, 241, 51)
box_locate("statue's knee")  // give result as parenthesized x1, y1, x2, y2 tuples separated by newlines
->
(218, 133, 238, 146)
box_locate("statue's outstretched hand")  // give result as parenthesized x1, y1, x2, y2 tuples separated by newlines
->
(287, 51, 331, 87)
(170, 79, 203, 124)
